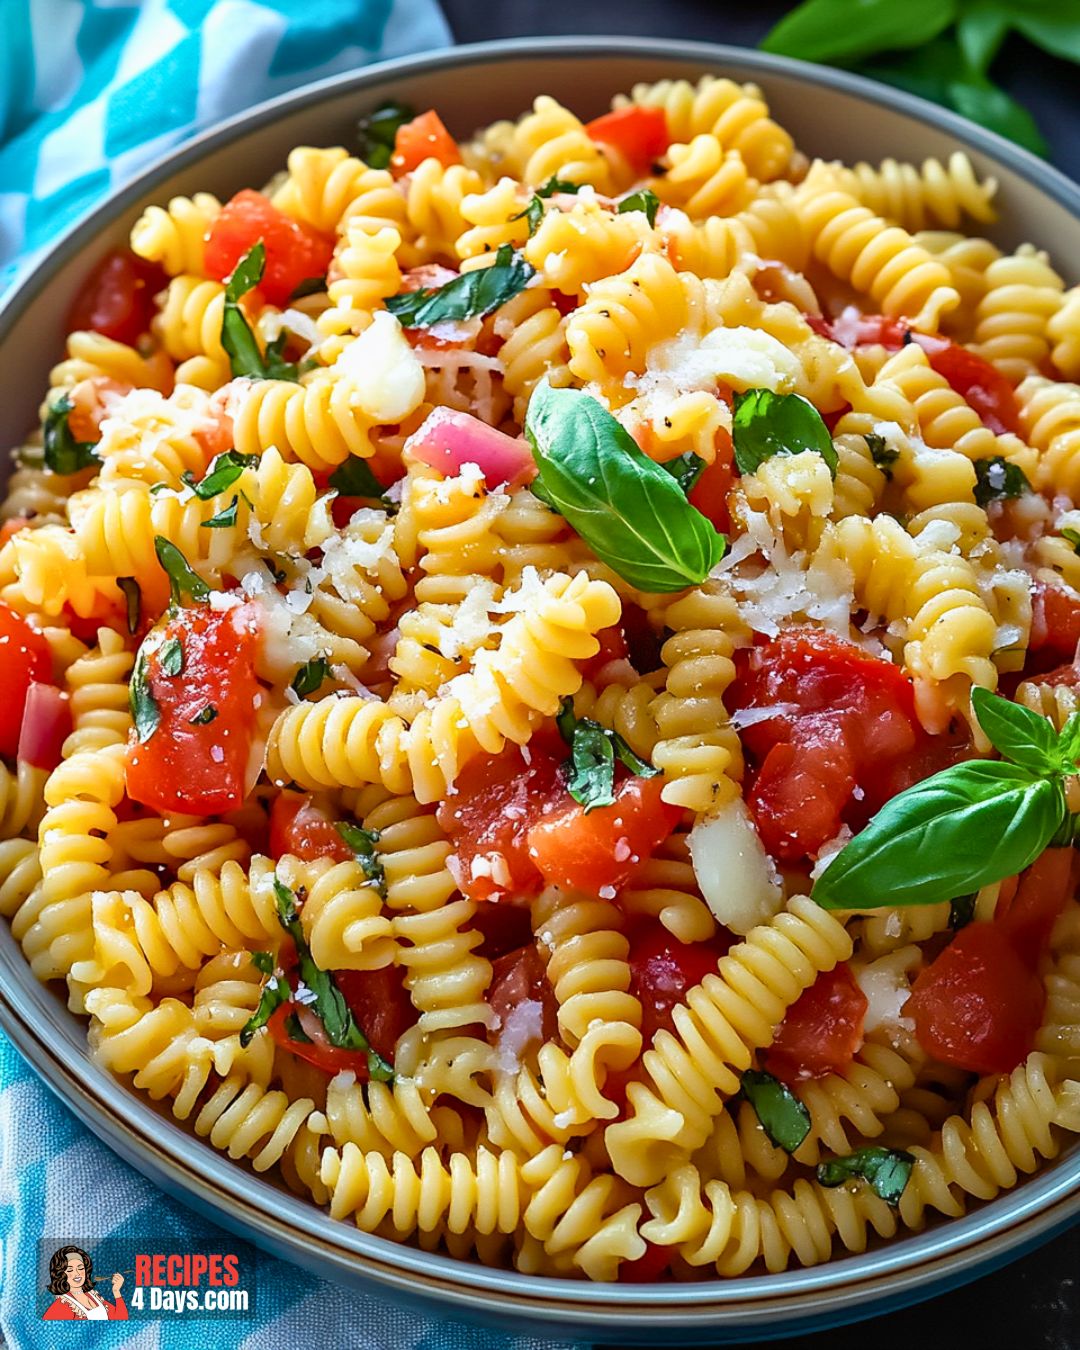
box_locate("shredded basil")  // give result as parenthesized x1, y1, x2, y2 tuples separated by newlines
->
(289, 275, 327, 301)
(732, 388, 838, 479)
(336, 820, 387, 896)
(186, 450, 258, 500)
(973, 455, 1031, 507)
(117, 577, 141, 635)
(239, 970, 292, 1047)
(357, 99, 414, 169)
(525, 381, 726, 592)
(817, 1145, 915, 1206)
(202, 495, 240, 529)
(283, 1011, 313, 1043)
(159, 637, 184, 677)
(617, 188, 660, 226)
(220, 243, 302, 381)
(42, 394, 100, 475)
(250, 950, 274, 975)
(154, 536, 210, 606)
(511, 176, 580, 236)
(662, 451, 708, 496)
(740, 1069, 812, 1153)
(189, 704, 218, 725)
(385, 244, 534, 327)
(291, 657, 332, 698)
(864, 432, 899, 478)
(328, 455, 393, 507)
(129, 646, 160, 744)
(1062, 526, 1080, 556)
(557, 697, 659, 812)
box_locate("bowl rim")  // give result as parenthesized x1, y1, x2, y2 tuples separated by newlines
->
(2, 33, 1079, 1329)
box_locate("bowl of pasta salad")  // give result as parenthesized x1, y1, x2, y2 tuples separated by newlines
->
(3, 34, 1080, 1340)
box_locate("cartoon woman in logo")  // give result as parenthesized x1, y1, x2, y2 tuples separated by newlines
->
(42, 1246, 128, 1321)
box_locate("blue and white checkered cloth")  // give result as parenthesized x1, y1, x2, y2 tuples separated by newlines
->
(0, 4, 578, 1347)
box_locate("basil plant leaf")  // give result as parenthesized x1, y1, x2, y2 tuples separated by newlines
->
(816, 1146, 915, 1206)
(760, 0, 955, 65)
(525, 381, 726, 593)
(955, 1, 1011, 74)
(42, 394, 100, 475)
(971, 686, 1064, 775)
(190, 450, 258, 500)
(741, 1069, 811, 1153)
(1057, 711, 1080, 770)
(386, 244, 534, 327)
(812, 761, 1067, 910)
(662, 451, 707, 496)
(732, 389, 838, 479)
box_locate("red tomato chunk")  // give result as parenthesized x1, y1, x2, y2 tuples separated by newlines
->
(584, 106, 669, 174)
(392, 110, 461, 175)
(908, 923, 1045, 1075)
(765, 963, 867, 1085)
(911, 332, 1022, 436)
(269, 791, 352, 863)
(627, 921, 735, 1043)
(0, 604, 52, 758)
(126, 603, 262, 815)
(67, 250, 165, 344)
(487, 943, 558, 1066)
(204, 190, 334, 307)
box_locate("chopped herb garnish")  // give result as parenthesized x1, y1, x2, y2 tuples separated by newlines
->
(864, 432, 899, 478)
(221, 243, 302, 382)
(385, 244, 535, 327)
(817, 1146, 915, 1206)
(283, 1011, 313, 1043)
(617, 188, 660, 226)
(291, 656, 332, 698)
(129, 645, 160, 744)
(239, 970, 292, 1047)
(328, 455, 393, 507)
(42, 394, 100, 475)
(1062, 526, 1080, 556)
(336, 820, 387, 896)
(290, 275, 328, 301)
(154, 536, 210, 606)
(662, 451, 708, 496)
(357, 99, 414, 170)
(973, 455, 1031, 507)
(202, 495, 240, 529)
(159, 637, 184, 677)
(188, 450, 258, 500)
(117, 577, 141, 635)
(556, 697, 659, 812)
(250, 950, 274, 975)
(732, 388, 838, 479)
(949, 891, 977, 930)
(189, 704, 218, 725)
(741, 1069, 812, 1153)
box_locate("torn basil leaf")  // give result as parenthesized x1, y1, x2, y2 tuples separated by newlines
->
(817, 1145, 915, 1205)
(357, 99, 414, 169)
(221, 243, 302, 382)
(202, 495, 240, 529)
(187, 450, 258, 500)
(328, 455, 393, 506)
(617, 188, 660, 226)
(732, 388, 838, 479)
(129, 646, 160, 745)
(864, 432, 899, 478)
(973, 455, 1031, 507)
(662, 451, 708, 496)
(117, 577, 141, 635)
(290, 275, 327, 301)
(239, 969, 292, 1047)
(741, 1069, 811, 1152)
(154, 536, 210, 606)
(948, 891, 976, 930)
(557, 698, 659, 812)
(1061, 526, 1080, 556)
(385, 244, 535, 327)
(250, 950, 274, 975)
(291, 656, 332, 698)
(42, 394, 100, 475)
(336, 820, 387, 896)
(159, 637, 184, 677)
(511, 177, 580, 236)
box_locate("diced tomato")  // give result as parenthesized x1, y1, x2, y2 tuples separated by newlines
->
(471, 901, 535, 962)
(621, 601, 664, 675)
(627, 921, 735, 1043)
(526, 776, 680, 894)
(125, 603, 262, 815)
(908, 923, 1045, 1074)
(0, 604, 52, 758)
(580, 623, 631, 681)
(805, 309, 909, 350)
(487, 942, 558, 1055)
(0, 518, 30, 548)
(585, 106, 669, 174)
(406, 407, 535, 489)
(336, 965, 417, 1062)
(437, 737, 565, 902)
(619, 1241, 670, 1282)
(266, 1003, 371, 1077)
(269, 791, 352, 863)
(687, 431, 735, 535)
(729, 628, 923, 861)
(204, 190, 334, 308)
(391, 110, 461, 175)
(910, 332, 1021, 436)
(17, 682, 72, 771)
(67, 250, 166, 345)
(1028, 579, 1080, 670)
(999, 847, 1076, 968)
(765, 963, 868, 1085)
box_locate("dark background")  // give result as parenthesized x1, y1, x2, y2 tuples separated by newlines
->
(440, 2, 1079, 1348)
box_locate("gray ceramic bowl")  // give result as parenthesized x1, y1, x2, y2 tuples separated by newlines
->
(2, 37, 1079, 1344)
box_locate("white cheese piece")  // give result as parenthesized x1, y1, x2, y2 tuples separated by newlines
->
(689, 798, 783, 935)
(333, 310, 425, 423)
(852, 948, 919, 1033)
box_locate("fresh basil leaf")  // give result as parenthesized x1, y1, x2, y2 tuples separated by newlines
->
(42, 394, 100, 475)
(336, 821, 387, 896)
(537, 176, 579, 198)
(817, 1145, 914, 1205)
(220, 243, 303, 381)
(117, 577, 141, 635)
(283, 1011, 313, 1043)
(741, 1069, 811, 1152)
(328, 455, 392, 506)
(864, 432, 899, 479)
(262, 332, 301, 382)
(971, 686, 1062, 775)
(291, 656, 332, 698)
(250, 950, 274, 975)
(154, 536, 210, 606)
(556, 697, 578, 747)
(511, 195, 545, 237)
(567, 721, 617, 811)
(201, 495, 239, 529)
(760, 0, 955, 64)
(159, 636, 184, 677)
(1061, 527, 1080, 556)
(813, 761, 1066, 910)
(357, 99, 414, 170)
(949, 891, 976, 930)
(129, 645, 160, 745)
(733, 389, 838, 479)
(662, 451, 707, 496)
(240, 970, 291, 1047)
(1011, 3, 1080, 68)
(385, 244, 535, 327)
(189, 704, 218, 725)
(955, 0, 1011, 73)
(191, 450, 258, 500)
(290, 275, 328, 301)
(973, 455, 1032, 507)
(1058, 711, 1080, 770)
(618, 189, 660, 226)
(526, 381, 726, 592)
(610, 729, 659, 780)
(272, 877, 393, 1080)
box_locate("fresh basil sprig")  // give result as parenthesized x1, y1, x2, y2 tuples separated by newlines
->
(42, 394, 100, 475)
(556, 697, 658, 812)
(617, 189, 660, 226)
(385, 244, 535, 327)
(291, 656, 332, 698)
(336, 821, 387, 897)
(221, 243, 302, 382)
(817, 1145, 915, 1206)
(328, 455, 393, 508)
(525, 382, 726, 592)
(357, 99, 414, 170)
(732, 388, 838, 479)
(813, 687, 1076, 911)
(740, 1069, 812, 1153)
(154, 536, 210, 606)
(270, 878, 393, 1080)
(973, 455, 1031, 508)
